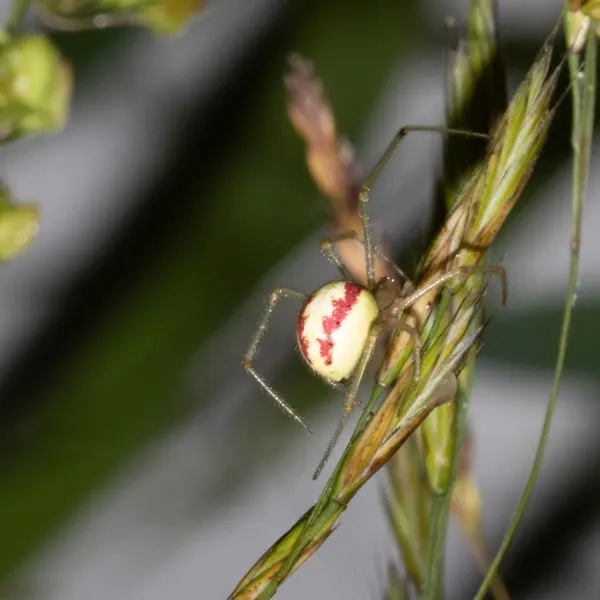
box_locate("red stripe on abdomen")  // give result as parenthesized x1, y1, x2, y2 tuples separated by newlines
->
(317, 283, 361, 366)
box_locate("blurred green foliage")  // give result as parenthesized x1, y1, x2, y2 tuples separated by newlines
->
(0, 0, 423, 582)
(0, 33, 71, 140)
(35, 0, 203, 34)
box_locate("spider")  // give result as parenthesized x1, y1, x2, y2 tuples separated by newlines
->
(243, 125, 506, 479)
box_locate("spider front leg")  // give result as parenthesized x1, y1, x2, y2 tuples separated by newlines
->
(356, 124, 489, 290)
(396, 264, 508, 314)
(312, 322, 385, 480)
(358, 185, 377, 290)
(243, 287, 311, 433)
(320, 230, 413, 289)
(376, 265, 504, 388)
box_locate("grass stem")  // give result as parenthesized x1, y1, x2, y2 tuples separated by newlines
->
(473, 27, 597, 600)
(421, 378, 471, 600)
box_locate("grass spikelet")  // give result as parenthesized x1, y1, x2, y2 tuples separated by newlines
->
(230, 17, 563, 600)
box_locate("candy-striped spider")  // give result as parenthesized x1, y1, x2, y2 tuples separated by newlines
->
(243, 125, 505, 479)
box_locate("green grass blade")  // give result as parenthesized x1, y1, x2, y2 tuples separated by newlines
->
(473, 26, 597, 600)
(421, 2, 505, 597)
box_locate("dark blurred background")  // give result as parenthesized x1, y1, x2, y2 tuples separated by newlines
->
(0, 1, 599, 598)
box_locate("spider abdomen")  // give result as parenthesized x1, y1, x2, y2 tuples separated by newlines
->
(297, 281, 379, 382)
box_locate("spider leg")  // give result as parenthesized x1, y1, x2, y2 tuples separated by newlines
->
(243, 287, 311, 433)
(319, 237, 354, 281)
(323, 378, 345, 392)
(312, 323, 384, 480)
(322, 378, 365, 409)
(377, 266, 504, 388)
(320, 230, 413, 287)
(397, 265, 507, 312)
(357, 185, 376, 291)
(357, 125, 489, 290)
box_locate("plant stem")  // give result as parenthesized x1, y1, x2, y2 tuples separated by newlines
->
(422, 494, 450, 600)
(466, 531, 511, 600)
(7, 0, 31, 35)
(473, 29, 597, 600)
(421, 372, 472, 600)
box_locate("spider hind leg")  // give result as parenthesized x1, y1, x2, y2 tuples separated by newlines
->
(243, 287, 311, 433)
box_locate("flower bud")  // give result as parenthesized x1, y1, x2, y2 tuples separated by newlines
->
(0, 186, 39, 261)
(0, 34, 71, 141)
(141, 0, 203, 34)
(421, 400, 456, 494)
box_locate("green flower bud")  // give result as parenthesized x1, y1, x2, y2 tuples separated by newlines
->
(0, 186, 39, 261)
(0, 34, 72, 141)
(141, 0, 204, 34)
(421, 400, 456, 494)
